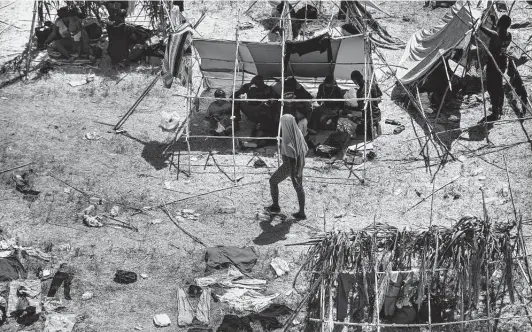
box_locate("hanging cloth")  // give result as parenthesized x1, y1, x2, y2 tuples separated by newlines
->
(162, 25, 193, 88)
(284, 34, 332, 71)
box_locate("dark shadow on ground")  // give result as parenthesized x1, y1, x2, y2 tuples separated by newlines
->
(253, 214, 294, 245)
(391, 75, 486, 148)
(120, 133, 171, 170)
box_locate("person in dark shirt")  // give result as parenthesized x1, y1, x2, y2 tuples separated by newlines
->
(309, 75, 345, 130)
(234, 75, 278, 136)
(351, 70, 382, 139)
(480, 14, 512, 121)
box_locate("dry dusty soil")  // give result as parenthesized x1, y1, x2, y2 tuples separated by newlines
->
(0, 1, 532, 331)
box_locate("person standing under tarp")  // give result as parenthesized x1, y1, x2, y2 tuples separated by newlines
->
(480, 14, 512, 121)
(266, 114, 308, 220)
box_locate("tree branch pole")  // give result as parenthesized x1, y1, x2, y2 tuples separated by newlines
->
(230, 8, 241, 184)
(0, 162, 33, 174)
(403, 176, 461, 214)
(276, 3, 289, 168)
(25, 0, 37, 77)
(474, 27, 490, 145)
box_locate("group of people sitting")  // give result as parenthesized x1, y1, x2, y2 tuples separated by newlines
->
(204, 70, 382, 148)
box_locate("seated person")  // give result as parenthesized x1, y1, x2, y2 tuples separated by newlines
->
(205, 89, 233, 136)
(44, 7, 93, 61)
(234, 75, 278, 132)
(350, 70, 383, 139)
(107, 11, 137, 67)
(274, 77, 312, 118)
(309, 75, 345, 130)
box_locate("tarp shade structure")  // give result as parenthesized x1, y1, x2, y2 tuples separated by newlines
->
(193, 33, 371, 86)
(398, 1, 500, 85)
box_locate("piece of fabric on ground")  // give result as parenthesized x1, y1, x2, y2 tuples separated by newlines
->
(205, 246, 258, 273)
(7, 279, 41, 317)
(177, 287, 211, 326)
(162, 25, 193, 88)
(219, 289, 279, 313)
(216, 315, 252, 332)
(47, 271, 73, 300)
(248, 304, 293, 330)
(177, 287, 195, 326)
(43, 313, 77, 332)
(0, 257, 27, 281)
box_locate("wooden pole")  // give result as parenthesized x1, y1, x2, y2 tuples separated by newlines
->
(230, 8, 241, 184)
(25, 0, 37, 78)
(276, 4, 288, 168)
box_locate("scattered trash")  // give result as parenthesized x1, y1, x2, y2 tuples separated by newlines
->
(384, 119, 401, 126)
(89, 197, 103, 205)
(253, 159, 267, 168)
(255, 211, 270, 222)
(393, 125, 405, 134)
(402, 15, 411, 22)
(83, 132, 102, 140)
(81, 292, 93, 300)
(68, 74, 95, 87)
(23, 247, 51, 261)
(458, 155, 467, 162)
(149, 219, 162, 225)
(40, 269, 51, 279)
(114, 270, 137, 284)
(43, 313, 77, 332)
(82, 205, 96, 216)
(140, 273, 149, 279)
(12, 170, 40, 199)
(134, 326, 143, 331)
(63, 187, 71, 193)
(188, 285, 203, 297)
(238, 22, 254, 30)
(270, 257, 290, 277)
(448, 115, 459, 122)
(334, 212, 344, 218)
(43, 298, 66, 312)
(180, 209, 198, 220)
(217, 206, 236, 214)
(83, 215, 103, 227)
(110, 206, 120, 217)
(470, 168, 483, 176)
(154, 314, 171, 327)
(0, 97, 7, 100)
(478, 176, 486, 181)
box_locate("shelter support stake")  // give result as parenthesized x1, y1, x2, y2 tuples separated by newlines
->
(25, 0, 37, 77)
(114, 74, 160, 131)
(475, 34, 491, 145)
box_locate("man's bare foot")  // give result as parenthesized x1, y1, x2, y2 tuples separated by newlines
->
(292, 212, 306, 220)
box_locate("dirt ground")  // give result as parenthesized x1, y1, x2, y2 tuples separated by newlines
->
(1, 1, 532, 331)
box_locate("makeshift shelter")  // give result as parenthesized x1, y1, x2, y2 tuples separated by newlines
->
(143, 1, 387, 183)
(288, 216, 532, 331)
